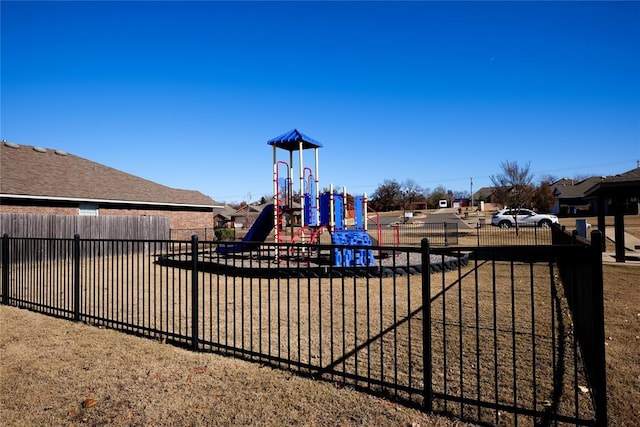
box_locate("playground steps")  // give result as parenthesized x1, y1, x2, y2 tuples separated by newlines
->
(331, 230, 376, 267)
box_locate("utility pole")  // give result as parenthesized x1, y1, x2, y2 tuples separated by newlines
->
(470, 177, 473, 210)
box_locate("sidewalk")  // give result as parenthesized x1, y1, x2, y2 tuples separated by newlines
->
(603, 227, 640, 265)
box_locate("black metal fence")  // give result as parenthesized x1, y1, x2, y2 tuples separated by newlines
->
(375, 222, 459, 246)
(0, 232, 605, 426)
(552, 228, 607, 425)
(475, 223, 553, 246)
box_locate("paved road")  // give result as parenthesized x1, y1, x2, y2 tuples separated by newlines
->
(424, 210, 474, 228)
(375, 208, 479, 230)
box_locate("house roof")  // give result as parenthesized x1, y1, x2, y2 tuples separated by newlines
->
(233, 202, 275, 217)
(472, 187, 496, 200)
(214, 205, 237, 220)
(584, 167, 640, 198)
(0, 141, 221, 208)
(551, 176, 603, 199)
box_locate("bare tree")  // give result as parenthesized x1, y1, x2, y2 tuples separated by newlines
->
(490, 160, 535, 234)
(452, 190, 470, 201)
(401, 179, 426, 212)
(538, 174, 558, 185)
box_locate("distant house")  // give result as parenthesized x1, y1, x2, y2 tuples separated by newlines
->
(550, 176, 602, 215)
(232, 202, 275, 228)
(473, 169, 639, 216)
(471, 187, 503, 212)
(584, 167, 640, 216)
(0, 141, 223, 232)
(213, 205, 237, 228)
(473, 187, 496, 203)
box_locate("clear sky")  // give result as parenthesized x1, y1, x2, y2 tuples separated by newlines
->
(2, 1, 639, 204)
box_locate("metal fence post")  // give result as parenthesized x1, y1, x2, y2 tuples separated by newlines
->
(421, 238, 433, 412)
(443, 222, 448, 246)
(590, 230, 607, 426)
(73, 234, 80, 321)
(2, 234, 9, 305)
(191, 234, 199, 351)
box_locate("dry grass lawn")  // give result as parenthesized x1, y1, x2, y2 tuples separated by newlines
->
(1, 215, 638, 426)
(0, 304, 469, 427)
(2, 262, 637, 426)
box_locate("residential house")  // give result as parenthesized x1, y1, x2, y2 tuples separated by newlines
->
(584, 166, 640, 262)
(471, 187, 503, 212)
(232, 202, 274, 228)
(473, 168, 639, 217)
(0, 141, 222, 235)
(584, 167, 640, 216)
(550, 176, 602, 215)
(213, 205, 237, 228)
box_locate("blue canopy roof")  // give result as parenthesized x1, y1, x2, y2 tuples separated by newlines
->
(266, 129, 323, 151)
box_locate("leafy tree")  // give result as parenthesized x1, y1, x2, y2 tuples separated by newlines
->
(370, 179, 402, 211)
(532, 181, 555, 212)
(427, 185, 449, 208)
(531, 176, 556, 212)
(490, 160, 535, 234)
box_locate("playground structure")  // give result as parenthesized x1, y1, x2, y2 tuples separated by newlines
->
(218, 129, 380, 267)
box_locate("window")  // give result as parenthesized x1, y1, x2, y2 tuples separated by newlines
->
(79, 203, 98, 216)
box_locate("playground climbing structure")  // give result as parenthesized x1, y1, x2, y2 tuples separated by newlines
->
(267, 129, 379, 266)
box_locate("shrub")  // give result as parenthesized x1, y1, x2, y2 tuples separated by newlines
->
(214, 227, 235, 241)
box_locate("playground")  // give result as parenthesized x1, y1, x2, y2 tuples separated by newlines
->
(217, 129, 378, 264)
(169, 129, 466, 277)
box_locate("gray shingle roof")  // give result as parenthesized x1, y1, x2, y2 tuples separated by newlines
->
(1, 142, 221, 207)
(552, 177, 602, 199)
(584, 167, 640, 197)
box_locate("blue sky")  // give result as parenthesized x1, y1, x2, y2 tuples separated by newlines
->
(2, 1, 639, 203)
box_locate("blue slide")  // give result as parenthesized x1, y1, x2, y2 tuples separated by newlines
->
(217, 204, 275, 253)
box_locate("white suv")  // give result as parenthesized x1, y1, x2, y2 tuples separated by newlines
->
(491, 208, 558, 229)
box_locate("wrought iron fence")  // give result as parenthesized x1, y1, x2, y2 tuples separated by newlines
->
(475, 222, 553, 246)
(374, 222, 459, 246)
(552, 228, 607, 424)
(0, 233, 605, 426)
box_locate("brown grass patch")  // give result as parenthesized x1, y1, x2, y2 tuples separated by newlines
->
(1, 238, 638, 425)
(601, 263, 640, 426)
(0, 304, 466, 427)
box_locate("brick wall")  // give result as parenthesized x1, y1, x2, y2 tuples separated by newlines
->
(100, 208, 212, 229)
(0, 205, 78, 215)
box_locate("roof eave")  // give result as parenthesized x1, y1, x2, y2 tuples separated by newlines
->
(1, 194, 224, 210)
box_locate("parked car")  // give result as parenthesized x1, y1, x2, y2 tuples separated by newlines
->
(491, 208, 559, 229)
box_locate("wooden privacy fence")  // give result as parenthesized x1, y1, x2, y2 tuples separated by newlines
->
(0, 214, 170, 240)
